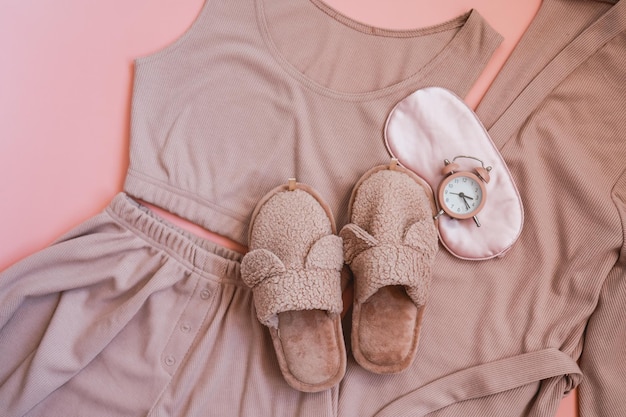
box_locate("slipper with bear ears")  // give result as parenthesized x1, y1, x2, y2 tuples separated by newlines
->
(241, 179, 346, 392)
(339, 160, 439, 374)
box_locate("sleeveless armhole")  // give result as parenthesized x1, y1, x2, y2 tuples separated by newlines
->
(134, 0, 213, 65)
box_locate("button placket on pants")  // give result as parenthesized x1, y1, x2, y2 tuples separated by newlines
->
(161, 277, 217, 375)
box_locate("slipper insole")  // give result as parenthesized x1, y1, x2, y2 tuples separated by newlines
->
(357, 285, 422, 368)
(277, 309, 343, 387)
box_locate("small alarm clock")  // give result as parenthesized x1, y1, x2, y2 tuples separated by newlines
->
(434, 155, 492, 227)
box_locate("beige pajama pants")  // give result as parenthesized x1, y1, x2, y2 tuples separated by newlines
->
(0, 193, 336, 417)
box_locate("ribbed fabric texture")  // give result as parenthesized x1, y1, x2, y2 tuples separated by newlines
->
(2, 0, 626, 416)
(0, 194, 337, 417)
(124, 0, 502, 245)
(338, 0, 626, 416)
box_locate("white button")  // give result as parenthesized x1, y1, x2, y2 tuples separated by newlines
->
(180, 323, 192, 333)
(164, 355, 176, 366)
(200, 289, 211, 300)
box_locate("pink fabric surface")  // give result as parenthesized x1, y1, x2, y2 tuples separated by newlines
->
(0, 1, 576, 416)
(385, 87, 524, 260)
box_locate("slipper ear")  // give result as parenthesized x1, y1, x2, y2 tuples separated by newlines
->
(403, 219, 438, 255)
(339, 223, 378, 264)
(305, 234, 344, 270)
(241, 249, 286, 288)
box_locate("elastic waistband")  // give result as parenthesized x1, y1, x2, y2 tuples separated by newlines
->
(106, 193, 243, 281)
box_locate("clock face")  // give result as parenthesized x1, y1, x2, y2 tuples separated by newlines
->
(438, 172, 486, 219)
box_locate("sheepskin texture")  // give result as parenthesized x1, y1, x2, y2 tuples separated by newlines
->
(241, 186, 346, 392)
(241, 188, 344, 329)
(341, 169, 438, 306)
(340, 167, 438, 374)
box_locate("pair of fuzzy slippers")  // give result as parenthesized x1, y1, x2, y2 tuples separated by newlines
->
(241, 160, 438, 392)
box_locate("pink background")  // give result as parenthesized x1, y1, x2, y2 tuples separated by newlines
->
(0, 1, 576, 415)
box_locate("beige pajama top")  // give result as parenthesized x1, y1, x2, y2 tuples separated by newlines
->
(1, 0, 625, 416)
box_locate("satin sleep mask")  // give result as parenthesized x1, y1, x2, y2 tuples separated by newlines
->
(385, 87, 523, 260)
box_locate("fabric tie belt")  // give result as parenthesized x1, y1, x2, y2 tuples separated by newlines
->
(374, 348, 581, 416)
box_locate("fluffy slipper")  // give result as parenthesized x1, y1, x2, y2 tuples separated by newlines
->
(339, 161, 438, 374)
(241, 180, 346, 392)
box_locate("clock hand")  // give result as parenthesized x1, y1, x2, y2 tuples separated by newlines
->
(461, 196, 471, 210)
(450, 192, 474, 200)
(460, 193, 482, 227)
(453, 192, 471, 210)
